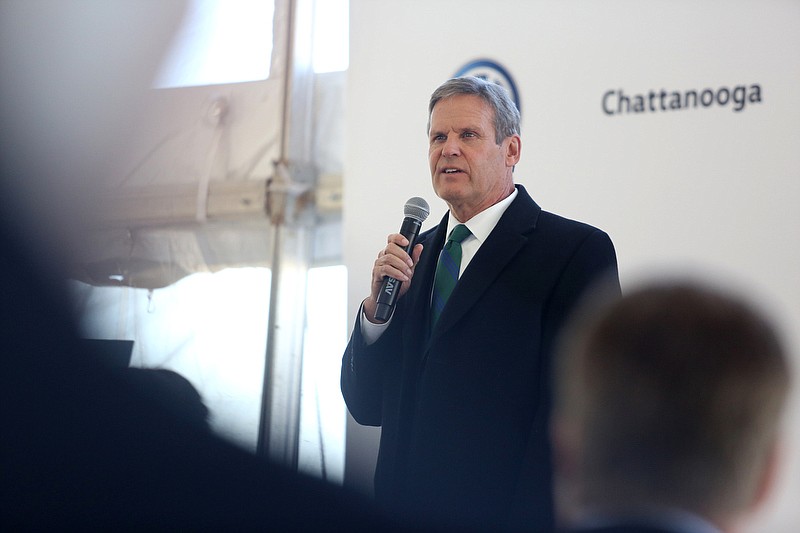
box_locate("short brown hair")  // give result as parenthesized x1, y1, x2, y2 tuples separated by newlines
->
(554, 282, 790, 519)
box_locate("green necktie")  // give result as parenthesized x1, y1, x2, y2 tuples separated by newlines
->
(431, 224, 471, 325)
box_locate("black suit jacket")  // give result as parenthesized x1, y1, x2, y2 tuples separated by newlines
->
(342, 185, 620, 531)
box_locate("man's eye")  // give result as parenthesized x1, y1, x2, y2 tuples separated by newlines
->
(462, 131, 476, 138)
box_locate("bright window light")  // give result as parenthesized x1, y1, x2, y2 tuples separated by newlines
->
(154, 0, 274, 89)
(72, 264, 348, 476)
(312, 0, 349, 73)
(299, 264, 347, 482)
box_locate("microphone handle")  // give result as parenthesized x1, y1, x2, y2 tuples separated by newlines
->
(374, 217, 422, 322)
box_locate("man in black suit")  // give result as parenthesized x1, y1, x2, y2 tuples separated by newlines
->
(551, 282, 790, 533)
(341, 76, 620, 531)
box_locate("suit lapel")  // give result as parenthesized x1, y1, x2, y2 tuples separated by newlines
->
(403, 213, 447, 349)
(429, 185, 541, 340)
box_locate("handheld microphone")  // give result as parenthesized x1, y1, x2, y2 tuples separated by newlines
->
(374, 197, 430, 322)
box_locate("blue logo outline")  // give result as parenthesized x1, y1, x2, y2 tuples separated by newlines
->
(454, 59, 521, 114)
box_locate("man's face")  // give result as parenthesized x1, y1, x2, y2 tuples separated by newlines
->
(428, 94, 520, 221)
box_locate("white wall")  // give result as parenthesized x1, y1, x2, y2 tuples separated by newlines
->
(344, 1, 800, 530)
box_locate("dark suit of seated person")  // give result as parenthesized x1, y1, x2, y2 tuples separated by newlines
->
(550, 281, 791, 533)
(0, 221, 412, 531)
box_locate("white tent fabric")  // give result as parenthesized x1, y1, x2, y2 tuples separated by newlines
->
(1, 0, 348, 486)
(62, 0, 348, 474)
(68, 0, 346, 290)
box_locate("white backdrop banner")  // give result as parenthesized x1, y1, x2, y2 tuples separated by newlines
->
(344, 1, 800, 531)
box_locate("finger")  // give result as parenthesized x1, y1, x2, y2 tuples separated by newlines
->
(382, 243, 413, 268)
(374, 254, 412, 282)
(387, 233, 410, 248)
(373, 267, 408, 284)
(410, 243, 424, 265)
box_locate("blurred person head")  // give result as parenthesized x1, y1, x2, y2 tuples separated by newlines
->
(552, 281, 790, 531)
(124, 368, 210, 431)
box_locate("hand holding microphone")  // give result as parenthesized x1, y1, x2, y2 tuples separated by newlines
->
(369, 197, 430, 323)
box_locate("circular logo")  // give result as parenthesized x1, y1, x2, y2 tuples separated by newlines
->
(454, 59, 521, 114)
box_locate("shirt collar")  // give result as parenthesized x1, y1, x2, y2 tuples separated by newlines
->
(445, 188, 518, 244)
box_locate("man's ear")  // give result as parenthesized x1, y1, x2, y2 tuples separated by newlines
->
(749, 438, 782, 512)
(505, 134, 521, 167)
(551, 417, 571, 475)
(551, 416, 581, 525)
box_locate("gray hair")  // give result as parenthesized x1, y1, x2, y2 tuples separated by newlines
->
(428, 76, 520, 145)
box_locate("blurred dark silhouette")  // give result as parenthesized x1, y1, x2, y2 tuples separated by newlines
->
(124, 367, 211, 432)
(79, 340, 134, 369)
(0, 223, 396, 530)
(0, 1, 404, 530)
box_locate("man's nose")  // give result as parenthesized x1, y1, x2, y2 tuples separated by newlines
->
(442, 135, 460, 157)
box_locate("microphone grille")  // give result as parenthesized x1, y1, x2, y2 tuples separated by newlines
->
(404, 197, 430, 222)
